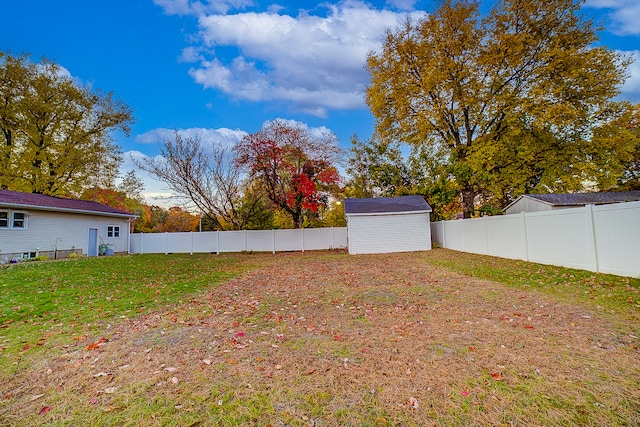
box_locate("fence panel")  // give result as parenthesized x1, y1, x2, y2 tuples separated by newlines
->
(525, 208, 595, 271)
(167, 232, 193, 254)
(486, 214, 527, 260)
(592, 201, 640, 277)
(192, 232, 218, 253)
(218, 230, 246, 253)
(332, 227, 348, 249)
(274, 229, 304, 251)
(461, 217, 489, 255)
(130, 227, 347, 255)
(430, 201, 640, 278)
(246, 230, 275, 252)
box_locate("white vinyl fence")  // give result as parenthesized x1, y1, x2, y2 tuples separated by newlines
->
(130, 227, 347, 255)
(431, 201, 640, 278)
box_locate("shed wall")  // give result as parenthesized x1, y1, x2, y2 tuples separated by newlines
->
(0, 210, 130, 259)
(505, 197, 552, 214)
(347, 213, 431, 255)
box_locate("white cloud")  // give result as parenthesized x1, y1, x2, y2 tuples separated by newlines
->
(153, 0, 253, 16)
(135, 126, 248, 150)
(260, 118, 335, 140)
(178, 2, 425, 116)
(586, 0, 640, 36)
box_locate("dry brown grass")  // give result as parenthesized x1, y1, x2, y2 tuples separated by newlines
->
(2, 251, 639, 426)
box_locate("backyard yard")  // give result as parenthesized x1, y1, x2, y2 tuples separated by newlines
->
(1, 250, 639, 426)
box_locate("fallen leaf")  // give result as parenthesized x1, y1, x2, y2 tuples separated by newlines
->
(87, 337, 108, 350)
(236, 331, 245, 337)
(524, 325, 535, 330)
(171, 377, 179, 384)
(38, 406, 52, 415)
(275, 364, 283, 370)
(461, 390, 469, 397)
(30, 394, 45, 401)
(93, 372, 109, 378)
(202, 359, 212, 365)
(164, 367, 177, 372)
(409, 397, 419, 409)
(305, 368, 316, 375)
(490, 372, 503, 380)
(103, 387, 118, 394)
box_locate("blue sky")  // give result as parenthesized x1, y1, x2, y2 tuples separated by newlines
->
(2, 0, 639, 204)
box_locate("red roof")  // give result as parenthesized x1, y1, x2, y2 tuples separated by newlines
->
(0, 189, 135, 217)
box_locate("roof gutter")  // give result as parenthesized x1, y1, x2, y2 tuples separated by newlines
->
(345, 209, 432, 217)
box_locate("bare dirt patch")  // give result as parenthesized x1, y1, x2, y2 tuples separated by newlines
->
(3, 251, 639, 426)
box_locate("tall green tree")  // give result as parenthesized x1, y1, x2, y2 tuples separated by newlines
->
(347, 135, 459, 219)
(615, 105, 640, 190)
(366, 0, 632, 217)
(347, 134, 413, 198)
(0, 51, 134, 196)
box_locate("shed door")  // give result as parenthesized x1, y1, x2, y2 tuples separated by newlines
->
(88, 228, 98, 257)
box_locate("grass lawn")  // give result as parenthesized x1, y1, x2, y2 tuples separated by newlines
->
(1, 250, 638, 426)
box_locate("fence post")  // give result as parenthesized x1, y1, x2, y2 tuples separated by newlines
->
(302, 228, 305, 252)
(272, 229, 276, 254)
(216, 231, 220, 255)
(484, 216, 489, 255)
(190, 231, 193, 256)
(587, 204, 600, 273)
(165, 232, 169, 255)
(521, 212, 529, 262)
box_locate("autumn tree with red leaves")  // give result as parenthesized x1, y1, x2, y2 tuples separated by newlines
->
(235, 120, 342, 228)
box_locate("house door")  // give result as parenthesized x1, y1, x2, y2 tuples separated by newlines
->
(88, 228, 98, 257)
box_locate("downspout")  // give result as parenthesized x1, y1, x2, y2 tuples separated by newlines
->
(128, 217, 135, 254)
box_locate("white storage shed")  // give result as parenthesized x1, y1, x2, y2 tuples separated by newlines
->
(344, 195, 432, 255)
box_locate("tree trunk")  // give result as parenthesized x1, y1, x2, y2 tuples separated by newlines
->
(461, 189, 477, 218)
(292, 211, 302, 229)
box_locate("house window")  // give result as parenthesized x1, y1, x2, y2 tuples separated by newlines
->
(107, 225, 120, 238)
(12, 212, 26, 229)
(0, 210, 27, 229)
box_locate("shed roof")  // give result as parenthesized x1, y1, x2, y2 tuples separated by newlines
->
(344, 195, 432, 215)
(504, 191, 640, 211)
(0, 189, 135, 218)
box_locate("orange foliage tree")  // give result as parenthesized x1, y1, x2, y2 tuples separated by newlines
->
(235, 120, 341, 228)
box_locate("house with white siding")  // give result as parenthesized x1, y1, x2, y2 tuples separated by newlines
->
(344, 195, 432, 255)
(0, 189, 136, 263)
